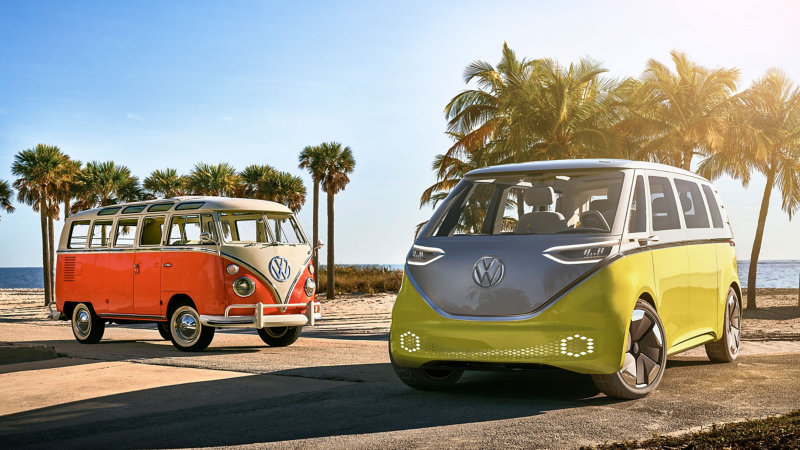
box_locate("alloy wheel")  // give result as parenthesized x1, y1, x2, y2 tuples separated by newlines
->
(173, 309, 200, 344)
(74, 305, 91, 338)
(727, 291, 741, 356)
(620, 308, 664, 388)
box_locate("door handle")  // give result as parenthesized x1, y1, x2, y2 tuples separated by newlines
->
(638, 236, 660, 246)
(163, 263, 172, 268)
(134, 264, 140, 274)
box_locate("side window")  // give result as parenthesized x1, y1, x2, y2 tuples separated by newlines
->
(114, 219, 139, 248)
(648, 176, 681, 231)
(674, 179, 710, 229)
(167, 214, 216, 245)
(140, 216, 165, 246)
(201, 214, 218, 242)
(235, 218, 270, 243)
(68, 221, 91, 249)
(702, 185, 725, 229)
(627, 176, 647, 233)
(90, 221, 114, 248)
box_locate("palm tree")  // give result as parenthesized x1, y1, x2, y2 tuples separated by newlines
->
(73, 161, 143, 212)
(619, 50, 740, 170)
(187, 162, 240, 196)
(260, 171, 306, 212)
(299, 145, 327, 280)
(144, 168, 186, 198)
(54, 158, 82, 220)
(239, 164, 277, 199)
(699, 69, 800, 309)
(0, 180, 15, 221)
(317, 142, 355, 299)
(12, 144, 69, 306)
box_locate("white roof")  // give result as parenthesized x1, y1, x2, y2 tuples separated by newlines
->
(69, 196, 292, 220)
(466, 159, 708, 181)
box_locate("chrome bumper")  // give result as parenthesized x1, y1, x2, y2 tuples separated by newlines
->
(199, 301, 322, 328)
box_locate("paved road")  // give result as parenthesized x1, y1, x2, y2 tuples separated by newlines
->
(1, 322, 800, 449)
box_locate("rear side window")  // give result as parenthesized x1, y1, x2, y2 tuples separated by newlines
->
(148, 204, 173, 212)
(674, 180, 710, 229)
(122, 205, 146, 214)
(68, 221, 91, 249)
(98, 207, 121, 216)
(648, 176, 681, 231)
(175, 202, 204, 211)
(114, 219, 139, 248)
(702, 185, 725, 229)
(627, 176, 647, 233)
(140, 216, 165, 246)
(167, 214, 216, 245)
(90, 221, 114, 248)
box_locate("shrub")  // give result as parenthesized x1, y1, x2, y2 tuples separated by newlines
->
(316, 265, 402, 295)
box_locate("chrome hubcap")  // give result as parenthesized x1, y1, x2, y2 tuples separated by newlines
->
(74, 307, 91, 337)
(727, 293, 741, 355)
(620, 308, 664, 388)
(174, 311, 199, 344)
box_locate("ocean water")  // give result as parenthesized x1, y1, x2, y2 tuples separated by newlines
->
(1, 261, 798, 289)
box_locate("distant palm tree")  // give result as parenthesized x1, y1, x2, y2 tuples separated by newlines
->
(260, 171, 306, 213)
(144, 168, 186, 198)
(620, 50, 740, 170)
(12, 144, 69, 306)
(73, 161, 143, 211)
(299, 145, 327, 280)
(187, 162, 240, 196)
(317, 142, 356, 299)
(699, 69, 800, 309)
(239, 164, 277, 199)
(56, 158, 82, 220)
(0, 180, 15, 222)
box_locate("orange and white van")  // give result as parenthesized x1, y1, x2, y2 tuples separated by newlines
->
(53, 196, 321, 351)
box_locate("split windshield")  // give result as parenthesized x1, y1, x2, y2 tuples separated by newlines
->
(217, 211, 306, 245)
(428, 171, 626, 237)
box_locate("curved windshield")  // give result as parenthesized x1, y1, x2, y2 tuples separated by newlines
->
(427, 170, 626, 237)
(217, 211, 306, 245)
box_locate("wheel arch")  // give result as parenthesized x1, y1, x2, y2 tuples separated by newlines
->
(730, 281, 743, 306)
(166, 293, 195, 317)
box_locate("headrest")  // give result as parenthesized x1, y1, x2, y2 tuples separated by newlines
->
(653, 197, 668, 214)
(607, 182, 622, 204)
(680, 194, 693, 212)
(590, 199, 613, 212)
(525, 186, 555, 207)
(556, 197, 575, 217)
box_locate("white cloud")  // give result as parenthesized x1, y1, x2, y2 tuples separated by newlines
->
(221, 116, 234, 121)
(127, 113, 142, 120)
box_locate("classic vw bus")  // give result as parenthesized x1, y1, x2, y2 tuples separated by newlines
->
(390, 160, 741, 399)
(53, 196, 321, 352)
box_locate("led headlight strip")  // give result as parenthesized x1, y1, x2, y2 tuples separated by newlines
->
(406, 244, 445, 266)
(542, 240, 619, 265)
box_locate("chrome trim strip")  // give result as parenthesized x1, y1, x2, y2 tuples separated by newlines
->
(283, 254, 313, 305)
(98, 313, 167, 321)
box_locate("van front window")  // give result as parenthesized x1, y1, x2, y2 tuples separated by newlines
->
(429, 171, 626, 237)
(218, 211, 305, 245)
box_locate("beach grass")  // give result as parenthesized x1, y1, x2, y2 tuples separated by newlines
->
(317, 265, 403, 295)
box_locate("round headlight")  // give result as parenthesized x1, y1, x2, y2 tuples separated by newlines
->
(226, 264, 240, 275)
(304, 277, 316, 297)
(233, 277, 255, 297)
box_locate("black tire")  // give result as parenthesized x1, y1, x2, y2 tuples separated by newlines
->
(705, 287, 741, 363)
(72, 303, 105, 344)
(257, 326, 302, 347)
(156, 322, 171, 341)
(591, 300, 667, 399)
(168, 303, 215, 352)
(389, 342, 463, 390)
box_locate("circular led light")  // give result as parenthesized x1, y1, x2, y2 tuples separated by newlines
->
(232, 277, 255, 297)
(226, 264, 240, 275)
(304, 277, 316, 297)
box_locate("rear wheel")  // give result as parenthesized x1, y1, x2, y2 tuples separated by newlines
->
(169, 304, 215, 352)
(71, 303, 105, 344)
(156, 322, 171, 341)
(389, 343, 463, 390)
(591, 300, 667, 399)
(705, 287, 741, 363)
(257, 326, 302, 347)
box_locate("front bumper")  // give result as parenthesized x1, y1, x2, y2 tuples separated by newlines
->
(200, 301, 322, 328)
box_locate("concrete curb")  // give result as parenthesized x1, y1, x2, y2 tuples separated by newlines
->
(0, 342, 58, 365)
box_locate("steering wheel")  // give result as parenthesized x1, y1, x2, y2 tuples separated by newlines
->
(579, 210, 611, 231)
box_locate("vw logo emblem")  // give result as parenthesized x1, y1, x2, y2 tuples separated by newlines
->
(472, 255, 504, 288)
(269, 256, 292, 282)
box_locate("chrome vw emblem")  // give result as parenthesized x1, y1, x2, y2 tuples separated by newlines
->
(472, 255, 504, 288)
(269, 256, 292, 282)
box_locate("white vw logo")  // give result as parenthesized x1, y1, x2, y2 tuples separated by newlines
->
(269, 256, 292, 282)
(472, 255, 504, 288)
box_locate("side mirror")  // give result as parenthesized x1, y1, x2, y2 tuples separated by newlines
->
(200, 232, 216, 245)
(315, 239, 324, 250)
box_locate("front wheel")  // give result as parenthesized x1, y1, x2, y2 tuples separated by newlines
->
(389, 344, 463, 390)
(169, 304, 215, 352)
(705, 287, 741, 363)
(591, 300, 667, 399)
(72, 303, 105, 344)
(257, 326, 302, 347)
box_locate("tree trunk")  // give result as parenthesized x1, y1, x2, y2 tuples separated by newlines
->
(48, 212, 56, 303)
(747, 167, 775, 310)
(327, 190, 334, 300)
(40, 208, 52, 307)
(313, 179, 319, 284)
(682, 145, 692, 171)
(64, 195, 70, 219)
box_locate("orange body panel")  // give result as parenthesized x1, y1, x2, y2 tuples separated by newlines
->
(134, 252, 162, 315)
(161, 251, 225, 315)
(106, 252, 135, 314)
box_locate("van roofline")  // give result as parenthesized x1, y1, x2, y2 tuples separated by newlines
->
(68, 196, 293, 220)
(465, 159, 709, 181)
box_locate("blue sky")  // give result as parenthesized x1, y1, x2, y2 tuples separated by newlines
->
(1, 0, 800, 266)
